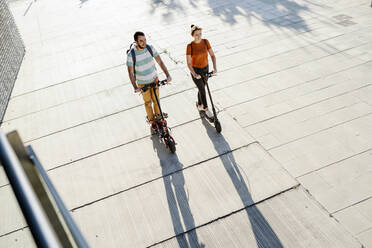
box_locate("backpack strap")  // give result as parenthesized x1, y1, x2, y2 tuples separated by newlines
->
(146, 44, 154, 57)
(130, 48, 136, 80)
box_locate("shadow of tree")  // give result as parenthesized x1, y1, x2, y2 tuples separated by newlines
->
(152, 135, 205, 247)
(148, 0, 316, 32)
(79, 0, 89, 8)
(207, 0, 310, 31)
(149, 0, 186, 23)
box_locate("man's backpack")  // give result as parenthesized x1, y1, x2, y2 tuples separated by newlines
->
(189, 39, 208, 56)
(127, 43, 154, 79)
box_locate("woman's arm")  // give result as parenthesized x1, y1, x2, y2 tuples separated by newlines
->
(187, 55, 200, 79)
(208, 48, 217, 73)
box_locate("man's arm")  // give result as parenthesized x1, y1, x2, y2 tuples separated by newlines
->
(127, 66, 140, 92)
(154, 55, 172, 82)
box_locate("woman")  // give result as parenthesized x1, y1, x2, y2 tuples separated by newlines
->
(186, 25, 217, 118)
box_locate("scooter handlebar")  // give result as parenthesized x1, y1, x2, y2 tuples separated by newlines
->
(204, 72, 216, 78)
(138, 79, 169, 92)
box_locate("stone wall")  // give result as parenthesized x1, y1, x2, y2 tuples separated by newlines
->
(0, 0, 25, 124)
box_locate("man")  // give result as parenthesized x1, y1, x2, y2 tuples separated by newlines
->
(127, 31, 172, 127)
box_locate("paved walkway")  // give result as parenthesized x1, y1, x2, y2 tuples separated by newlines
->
(1, 0, 371, 247)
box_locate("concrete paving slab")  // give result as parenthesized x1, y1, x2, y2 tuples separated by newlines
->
(216, 41, 337, 75)
(218, 51, 370, 110)
(47, 112, 254, 209)
(353, 80, 372, 106)
(0, 166, 8, 189)
(298, 150, 372, 213)
(13, 89, 213, 170)
(168, 10, 372, 65)
(188, 42, 347, 103)
(12, 49, 127, 96)
(1, 70, 191, 142)
(357, 229, 372, 248)
(71, 142, 297, 247)
(12, 47, 180, 98)
(323, 28, 372, 51)
(0, 228, 36, 248)
(152, 187, 360, 248)
(226, 61, 372, 128)
(269, 114, 372, 178)
(333, 198, 372, 237)
(4, 67, 188, 123)
(345, 44, 372, 62)
(3, 66, 126, 121)
(0, 187, 27, 236)
(244, 89, 372, 149)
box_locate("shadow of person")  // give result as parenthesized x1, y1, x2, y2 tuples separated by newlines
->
(151, 135, 205, 247)
(201, 118, 284, 247)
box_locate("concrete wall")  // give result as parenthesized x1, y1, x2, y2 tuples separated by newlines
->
(0, 0, 25, 123)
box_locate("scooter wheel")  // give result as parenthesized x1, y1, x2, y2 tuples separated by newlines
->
(214, 119, 222, 133)
(167, 137, 176, 153)
(151, 127, 157, 135)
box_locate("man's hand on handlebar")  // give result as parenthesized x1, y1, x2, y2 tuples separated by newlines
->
(166, 75, 172, 83)
(134, 87, 141, 93)
(194, 74, 201, 79)
(212, 69, 217, 75)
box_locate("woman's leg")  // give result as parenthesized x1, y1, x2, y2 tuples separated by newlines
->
(192, 67, 208, 109)
(197, 91, 202, 106)
(192, 76, 208, 108)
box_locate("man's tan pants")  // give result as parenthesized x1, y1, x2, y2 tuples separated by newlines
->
(138, 83, 160, 122)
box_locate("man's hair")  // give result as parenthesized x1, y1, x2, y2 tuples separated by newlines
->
(134, 31, 145, 41)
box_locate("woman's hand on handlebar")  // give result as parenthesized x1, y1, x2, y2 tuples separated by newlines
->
(194, 74, 201, 79)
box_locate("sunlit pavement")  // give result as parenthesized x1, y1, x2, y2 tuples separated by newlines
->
(1, 0, 372, 247)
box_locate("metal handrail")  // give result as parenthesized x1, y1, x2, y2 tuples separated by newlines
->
(0, 130, 90, 247)
(28, 146, 89, 248)
(0, 131, 61, 248)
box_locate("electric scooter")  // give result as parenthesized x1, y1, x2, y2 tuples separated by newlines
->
(196, 72, 222, 133)
(140, 80, 176, 153)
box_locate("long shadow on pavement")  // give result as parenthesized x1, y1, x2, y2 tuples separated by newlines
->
(152, 135, 205, 248)
(201, 118, 284, 247)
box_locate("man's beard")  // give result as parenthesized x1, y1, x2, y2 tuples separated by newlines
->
(137, 43, 145, 49)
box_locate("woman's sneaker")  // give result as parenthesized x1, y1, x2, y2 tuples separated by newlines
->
(197, 104, 204, 112)
(205, 109, 214, 119)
